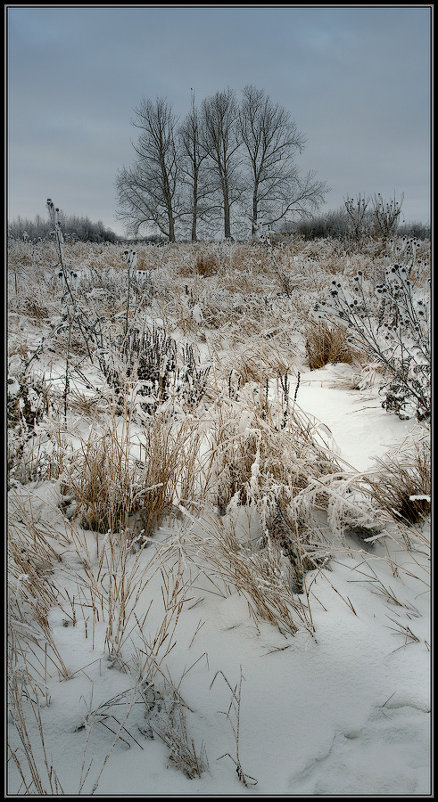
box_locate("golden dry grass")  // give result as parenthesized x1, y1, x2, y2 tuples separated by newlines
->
(195, 253, 220, 277)
(363, 436, 430, 525)
(62, 397, 200, 541)
(305, 321, 356, 370)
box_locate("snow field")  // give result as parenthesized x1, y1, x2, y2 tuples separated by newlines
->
(7, 237, 430, 794)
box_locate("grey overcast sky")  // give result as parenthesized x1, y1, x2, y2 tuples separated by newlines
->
(7, 5, 431, 236)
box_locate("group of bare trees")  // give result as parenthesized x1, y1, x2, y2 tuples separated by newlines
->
(116, 87, 328, 241)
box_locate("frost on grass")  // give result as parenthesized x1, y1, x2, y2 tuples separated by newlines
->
(7, 236, 430, 795)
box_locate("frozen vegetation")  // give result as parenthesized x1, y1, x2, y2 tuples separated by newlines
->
(7, 231, 430, 794)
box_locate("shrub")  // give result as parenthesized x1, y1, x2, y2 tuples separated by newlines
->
(290, 207, 350, 241)
(8, 212, 118, 243)
(397, 222, 430, 241)
(370, 192, 403, 241)
(344, 194, 369, 243)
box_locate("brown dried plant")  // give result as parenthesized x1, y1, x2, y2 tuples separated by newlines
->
(305, 320, 356, 370)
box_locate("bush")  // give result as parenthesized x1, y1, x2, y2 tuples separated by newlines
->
(291, 207, 350, 241)
(397, 222, 430, 241)
(8, 213, 118, 243)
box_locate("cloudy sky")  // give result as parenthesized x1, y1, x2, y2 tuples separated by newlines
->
(7, 5, 431, 236)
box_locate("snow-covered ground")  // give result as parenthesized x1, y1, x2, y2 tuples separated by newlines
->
(7, 239, 431, 795)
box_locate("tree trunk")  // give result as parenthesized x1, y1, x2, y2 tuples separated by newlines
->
(224, 201, 231, 239)
(252, 186, 258, 235)
(191, 173, 198, 242)
(168, 214, 175, 242)
(223, 175, 231, 238)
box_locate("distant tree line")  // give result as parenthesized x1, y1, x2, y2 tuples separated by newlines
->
(8, 213, 119, 243)
(116, 86, 328, 242)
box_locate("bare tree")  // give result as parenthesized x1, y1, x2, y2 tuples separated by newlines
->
(116, 88, 328, 241)
(178, 95, 218, 242)
(116, 98, 181, 241)
(201, 89, 243, 239)
(239, 85, 327, 234)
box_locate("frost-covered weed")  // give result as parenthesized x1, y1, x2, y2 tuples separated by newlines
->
(97, 325, 210, 415)
(316, 264, 430, 420)
(7, 363, 52, 487)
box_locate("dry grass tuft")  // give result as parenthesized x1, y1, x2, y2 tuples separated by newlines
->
(8, 673, 65, 793)
(68, 425, 134, 534)
(195, 254, 220, 277)
(64, 402, 199, 540)
(8, 494, 72, 689)
(305, 321, 355, 370)
(22, 298, 50, 320)
(212, 395, 342, 517)
(173, 511, 311, 636)
(363, 437, 430, 526)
